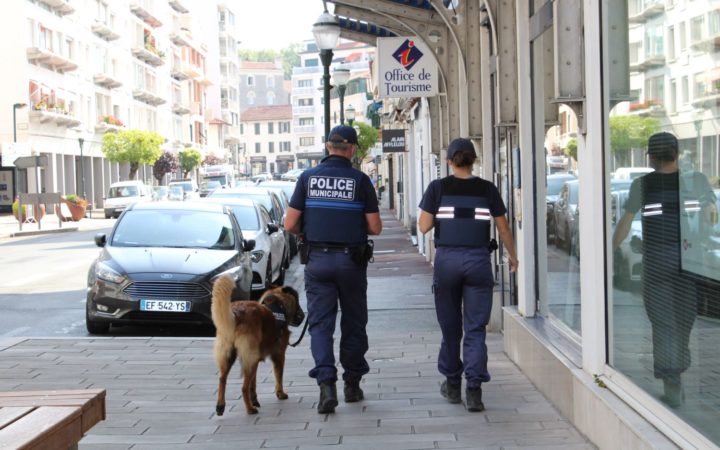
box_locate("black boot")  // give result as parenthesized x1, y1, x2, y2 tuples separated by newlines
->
(317, 381, 338, 414)
(660, 377, 683, 408)
(344, 380, 364, 403)
(440, 380, 461, 404)
(465, 386, 484, 412)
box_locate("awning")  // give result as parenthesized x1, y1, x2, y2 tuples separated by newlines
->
(337, 17, 396, 38)
(250, 156, 266, 162)
(296, 152, 324, 160)
(276, 155, 295, 162)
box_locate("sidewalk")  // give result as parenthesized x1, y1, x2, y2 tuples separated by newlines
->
(0, 209, 113, 239)
(0, 207, 594, 449)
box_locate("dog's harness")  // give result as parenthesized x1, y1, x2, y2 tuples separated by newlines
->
(262, 301, 287, 329)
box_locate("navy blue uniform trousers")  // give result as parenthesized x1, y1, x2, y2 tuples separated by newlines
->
(433, 246, 494, 388)
(305, 250, 369, 384)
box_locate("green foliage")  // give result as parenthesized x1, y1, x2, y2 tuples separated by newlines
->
(12, 198, 25, 216)
(609, 115, 660, 154)
(179, 148, 202, 178)
(239, 43, 301, 79)
(564, 138, 577, 161)
(354, 122, 379, 163)
(64, 194, 87, 206)
(101, 130, 164, 180)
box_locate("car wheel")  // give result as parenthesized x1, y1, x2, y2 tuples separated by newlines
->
(85, 310, 109, 335)
(264, 258, 273, 290)
(104, 211, 112, 219)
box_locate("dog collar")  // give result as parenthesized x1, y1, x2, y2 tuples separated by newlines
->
(264, 301, 287, 328)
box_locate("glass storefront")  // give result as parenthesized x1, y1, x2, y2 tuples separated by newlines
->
(604, 0, 720, 443)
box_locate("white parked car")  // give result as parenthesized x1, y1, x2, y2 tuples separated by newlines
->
(104, 181, 152, 219)
(204, 197, 287, 295)
(612, 167, 653, 180)
(611, 189, 643, 288)
(168, 179, 200, 200)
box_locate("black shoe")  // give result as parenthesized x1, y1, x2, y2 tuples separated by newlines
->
(465, 386, 484, 412)
(660, 379, 683, 408)
(344, 380, 364, 403)
(440, 380, 461, 404)
(317, 382, 338, 414)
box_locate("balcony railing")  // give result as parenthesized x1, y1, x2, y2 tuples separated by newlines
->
(293, 86, 316, 95)
(168, 0, 189, 13)
(181, 62, 201, 79)
(171, 65, 190, 81)
(293, 125, 315, 134)
(132, 88, 166, 106)
(690, 31, 720, 52)
(91, 20, 120, 41)
(131, 46, 165, 67)
(691, 90, 720, 108)
(172, 102, 191, 115)
(93, 73, 123, 89)
(628, 53, 665, 72)
(628, 100, 666, 117)
(129, 2, 162, 28)
(628, 0, 664, 24)
(169, 30, 191, 48)
(292, 106, 315, 115)
(36, 0, 74, 16)
(30, 109, 81, 128)
(26, 47, 78, 72)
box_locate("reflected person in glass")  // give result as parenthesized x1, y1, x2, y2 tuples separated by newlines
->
(612, 132, 717, 408)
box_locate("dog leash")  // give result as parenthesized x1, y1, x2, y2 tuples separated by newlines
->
(290, 319, 309, 347)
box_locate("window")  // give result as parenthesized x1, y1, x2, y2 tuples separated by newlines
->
(298, 79, 313, 88)
(247, 76, 254, 86)
(667, 26, 675, 60)
(299, 117, 314, 126)
(691, 15, 704, 44)
(266, 91, 275, 105)
(280, 122, 290, 133)
(255, 142, 261, 153)
(299, 137, 314, 146)
(268, 122, 274, 134)
(280, 141, 291, 152)
(304, 58, 319, 67)
(681, 75, 689, 105)
(240, 124, 244, 134)
(268, 142, 274, 153)
(644, 24, 663, 57)
(680, 21, 687, 51)
(267, 76, 275, 88)
(254, 123, 261, 135)
(246, 91, 255, 105)
(298, 98, 313, 106)
(669, 78, 677, 113)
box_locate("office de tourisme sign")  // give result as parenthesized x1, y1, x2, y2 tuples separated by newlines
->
(377, 37, 437, 98)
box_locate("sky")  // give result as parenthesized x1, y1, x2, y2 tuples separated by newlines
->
(235, 0, 330, 50)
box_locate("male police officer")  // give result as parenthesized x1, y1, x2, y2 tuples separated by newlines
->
(285, 125, 382, 414)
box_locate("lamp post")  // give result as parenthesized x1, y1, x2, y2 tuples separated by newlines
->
(692, 109, 703, 171)
(345, 105, 356, 127)
(10, 103, 26, 198)
(313, 3, 341, 156)
(78, 138, 85, 200)
(333, 63, 350, 125)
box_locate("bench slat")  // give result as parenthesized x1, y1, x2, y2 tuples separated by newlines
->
(0, 406, 82, 450)
(0, 389, 105, 400)
(0, 407, 34, 429)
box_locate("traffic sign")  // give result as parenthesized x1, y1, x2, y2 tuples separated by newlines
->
(14, 155, 48, 169)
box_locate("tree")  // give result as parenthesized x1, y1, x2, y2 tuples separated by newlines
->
(101, 130, 164, 180)
(239, 43, 301, 79)
(565, 138, 577, 161)
(355, 122, 379, 163)
(179, 148, 202, 178)
(610, 115, 660, 153)
(153, 151, 179, 184)
(203, 154, 223, 166)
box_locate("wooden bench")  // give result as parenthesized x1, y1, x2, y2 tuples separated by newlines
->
(0, 389, 106, 450)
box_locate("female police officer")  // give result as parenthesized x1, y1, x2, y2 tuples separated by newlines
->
(284, 125, 382, 414)
(418, 137, 518, 412)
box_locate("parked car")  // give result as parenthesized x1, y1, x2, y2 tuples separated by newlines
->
(256, 182, 297, 256)
(208, 186, 291, 267)
(152, 186, 169, 201)
(199, 180, 222, 198)
(168, 185, 184, 201)
(250, 172, 274, 183)
(612, 167, 653, 180)
(611, 189, 642, 288)
(204, 197, 287, 294)
(104, 181, 152, 219)
(546, 173, 577, 239)
(553, 179, 579, 252)
(257, 180, 297, 202)
(281, 168, 305, 181)
(85, 201, 255, 334)
(168, 179, 200, 200)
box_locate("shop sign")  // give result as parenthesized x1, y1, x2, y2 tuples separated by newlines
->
(382, 129, 406, 153)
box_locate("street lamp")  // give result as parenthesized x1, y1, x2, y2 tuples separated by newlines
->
(10, 103, 27, 198)
(692, 109, 704, 171)
(313, 2, 341, 155)
(345, 105, 356, 126)
(332, 63, 350, 124)
(78, 138, 85, 200)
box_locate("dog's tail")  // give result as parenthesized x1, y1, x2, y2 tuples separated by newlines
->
(212, 275, 235, 341)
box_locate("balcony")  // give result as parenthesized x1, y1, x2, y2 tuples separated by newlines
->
(628, 100, 666, 117)
(29, 109, 81, 128)
(26, 47, 78, 72)
(293, 125, 315, 134)
(94, 122, 123, 134)
(692, 91, 720, 108)
(171, 65, 190, 81)
(292, 106, 315, 115)
(36, 0, 74, 15)
(91, 20, 120, 41)
(190, 101, 203, 115)
(628, 1, 664, 24)
(129, 2, 162, 28)
(132, 88, 166, 106)
(690, 32, 720, 52)
(168, 0, 189, 13)
(93, 73, 122, 89)
(169, 31, 191, 47)
(181, 62, 202, 78)
(224, 125, 241, 144)
(196, 75, 213, 86)
(172, 102, 191, 114)
(628, 54, 665, 72)
(293, 86, 316, 95)
(131, 46, 164, 67)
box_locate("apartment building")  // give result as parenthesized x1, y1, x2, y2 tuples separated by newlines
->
(291, 39, 374, 168)
(238, 61, 288, 111)
(240, 105, 292, 175)
(0, 0, 224, 211)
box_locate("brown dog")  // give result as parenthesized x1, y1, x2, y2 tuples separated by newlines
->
(211, 274, 304, 415)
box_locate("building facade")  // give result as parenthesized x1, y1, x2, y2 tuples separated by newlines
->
(238, 61, 287, 111)
(239, 105, 292, 176)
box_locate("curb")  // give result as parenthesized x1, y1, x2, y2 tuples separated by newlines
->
(9, 226, 80, 238)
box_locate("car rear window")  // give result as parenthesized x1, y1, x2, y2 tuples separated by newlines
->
(210, 192, 273, 213)
(228, 205, 260, 231)
(111, 210, 235, 250)
(108, 186, 139, 198)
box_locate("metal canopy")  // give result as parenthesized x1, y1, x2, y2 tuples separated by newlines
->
(338, 16, 397, 38)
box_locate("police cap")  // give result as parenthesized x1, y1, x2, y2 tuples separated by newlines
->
(328, 125, 358, 145)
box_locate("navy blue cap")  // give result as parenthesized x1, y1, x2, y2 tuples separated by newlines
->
(328, 125, 358, 145)
(447, 138, 476, 160)
(647, 132, 678, 155)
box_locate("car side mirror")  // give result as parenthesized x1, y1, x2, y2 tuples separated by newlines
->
(266, 223, 279, 234)
(94, 233, 107, 247)
(243, 239, 256, 252)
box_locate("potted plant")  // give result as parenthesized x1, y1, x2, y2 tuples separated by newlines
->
(12, 197, 46, 222)
(59, 194, 88, 221)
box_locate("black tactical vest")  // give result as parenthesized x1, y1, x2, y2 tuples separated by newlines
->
(434, 177, 492, 247)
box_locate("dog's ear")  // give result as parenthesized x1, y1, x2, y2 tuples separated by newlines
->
(281, 286, 299, 300)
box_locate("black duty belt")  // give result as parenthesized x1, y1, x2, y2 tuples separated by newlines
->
(309, 244, 361, 253)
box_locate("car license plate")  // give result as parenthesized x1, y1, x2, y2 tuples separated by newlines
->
(140, 300, 191, 312)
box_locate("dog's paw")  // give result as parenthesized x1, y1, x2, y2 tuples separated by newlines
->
(215, 404, 225, 416)
(246, 407, 259, 414)
(276, 391, 288, 400)
(251, 398, 260, 408)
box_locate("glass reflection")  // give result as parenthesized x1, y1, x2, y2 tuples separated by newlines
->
(606, 0, 720, 443)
